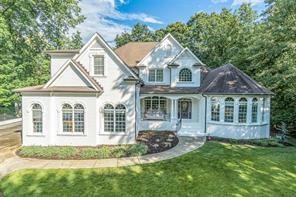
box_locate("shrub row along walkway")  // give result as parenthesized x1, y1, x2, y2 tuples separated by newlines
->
(0, 136, 205, 179)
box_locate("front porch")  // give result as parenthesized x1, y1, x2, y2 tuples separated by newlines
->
(138, 94, 205, 136)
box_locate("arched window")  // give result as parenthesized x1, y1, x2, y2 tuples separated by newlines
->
(74, 104, 84, 133)
(251, 98, 258, 123)
(115, 105, 126, 132)
(104, 104, 126, 132)
(32, 104, 42, 133)
(211, 97, 220, 121)
(224, 97, 234, 122)
(62, 104, 73, 132)
(104, 104, 114, 132)
(179, 68, 192, 82)
(238, 98, 248, 123)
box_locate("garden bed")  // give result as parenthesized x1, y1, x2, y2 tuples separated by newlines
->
(137, 131, 179, 154)
(17, 144, 148, 160)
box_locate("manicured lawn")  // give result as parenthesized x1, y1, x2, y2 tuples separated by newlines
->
(1, 141, 295, 196)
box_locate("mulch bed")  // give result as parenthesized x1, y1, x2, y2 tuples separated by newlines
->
(137, 131, 179, 154)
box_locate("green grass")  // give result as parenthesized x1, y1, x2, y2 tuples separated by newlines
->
(18, 144, 148, 160)
(1, 141, 296, 196)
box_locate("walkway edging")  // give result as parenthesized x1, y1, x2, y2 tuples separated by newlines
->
(0, 137, 205, 179)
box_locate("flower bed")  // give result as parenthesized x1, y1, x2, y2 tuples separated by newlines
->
(137, 131, 179, 154)
(17, 144, 148, 160)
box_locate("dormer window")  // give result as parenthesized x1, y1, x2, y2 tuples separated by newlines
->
(93, 55, 104, 75)
(148, 69, 163, 82)
(179, 68, 192, 82)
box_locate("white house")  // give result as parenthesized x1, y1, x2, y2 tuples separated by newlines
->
(15, 33, 273, 146)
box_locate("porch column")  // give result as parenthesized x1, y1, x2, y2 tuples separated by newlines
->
(171, 98, 177, 120)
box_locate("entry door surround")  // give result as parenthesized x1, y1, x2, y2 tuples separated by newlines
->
(178, 98, 192, 119)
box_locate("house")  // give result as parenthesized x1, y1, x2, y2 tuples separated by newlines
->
(15, 33, 273, 146)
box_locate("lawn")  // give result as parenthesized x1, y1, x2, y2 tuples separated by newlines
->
(1, 141, 295, 197)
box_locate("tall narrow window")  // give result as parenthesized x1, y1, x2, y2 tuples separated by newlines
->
(93, 56, 104, 75)
(224, 97, 234, 123)
(262, 98, 266, 122)
(179, 68, 192, 82)
(252, 98, 258, 123)
(74, 104, 84, 132)
(238, 98, 248, 123)
(148, 69, 163, 82)
(62, 104, 73, 132)
(32, 104, 42, 133)
(115, 105, 126, 132)
(104, 104, 114, 132)
(211, 97, 220, 121)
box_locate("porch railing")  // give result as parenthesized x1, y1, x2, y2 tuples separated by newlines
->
(141, 111, 170, 121)
(176, 118, 182, 134)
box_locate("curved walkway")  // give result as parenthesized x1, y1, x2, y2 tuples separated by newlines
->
(0, 136, 205, 179)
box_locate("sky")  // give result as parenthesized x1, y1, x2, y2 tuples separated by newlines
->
(75, 0, 267, 44)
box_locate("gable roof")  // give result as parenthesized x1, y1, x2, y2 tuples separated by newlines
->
(44, 59, 103, 92)
(168, 47, 205, 66)
(115, 42, 158, 67)
(201, 64, 273, 95)
(74, 33, 139, 79)
(136, 33, 184, 67)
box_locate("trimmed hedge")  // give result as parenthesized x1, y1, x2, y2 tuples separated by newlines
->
(18, 144, 148, 160)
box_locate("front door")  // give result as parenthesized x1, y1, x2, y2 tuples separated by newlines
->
(178, 99, 192, 119)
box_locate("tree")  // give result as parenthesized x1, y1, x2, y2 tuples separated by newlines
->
(115, 23, 154, 47)
(0, 0, 84, 112)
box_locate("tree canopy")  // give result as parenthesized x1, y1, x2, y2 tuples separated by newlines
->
(115, 0, 296, 134)
(0, 0, 84, 112)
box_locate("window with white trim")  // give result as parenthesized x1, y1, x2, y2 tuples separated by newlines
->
(251, 98, 258, 123)
(179, 68, 192, 82)
(224, 97, 234, 123)
(74, 104, 85, 132)
(143, 96, 168, 120)
(104, 104, 126, 132)
(62, 103, 85, 133)
(238, 98, 248, 123)
(148, 69, 163, 82)
(93, 55, 104, 75)
(211, 97, 220, 121)
(32, 104, 42, 133)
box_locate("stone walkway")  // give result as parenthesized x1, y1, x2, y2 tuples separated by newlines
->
(0, 137, 205, 179)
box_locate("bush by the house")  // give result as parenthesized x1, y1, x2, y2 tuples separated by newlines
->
(208, 136, 292, 147)
(18, 144, 148, 160)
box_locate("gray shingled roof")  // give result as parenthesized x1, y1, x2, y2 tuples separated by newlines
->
(201, 64, 273, 95)
(140, 85, 201, 94)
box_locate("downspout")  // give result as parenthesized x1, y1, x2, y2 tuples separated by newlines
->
(202, 94, 207, 135)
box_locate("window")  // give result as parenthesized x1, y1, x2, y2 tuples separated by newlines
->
(93, 56, 104, 75)
(252, 98, 258, 123)
(179, 68, 192, 82)
(62, 103, 84, 133)
(238, 98, 248, 123)
(32, 104, 42, 133)
(143, 96, 168, 120)
(62, 104, 73, 133)
(262, 98, 266, 122)
(104, 104, 126, 132)
(178, 99, 192, 119)
(115, 105, 126, 132)
(74, 104, 84, 132)
(104, 104, 114, 132)
(224, 97, 234, 123)
(211, 97, 220, 121)
(148, 69, 163, 82)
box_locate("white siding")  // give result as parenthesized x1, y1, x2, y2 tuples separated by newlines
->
(50, 54, 76, 77)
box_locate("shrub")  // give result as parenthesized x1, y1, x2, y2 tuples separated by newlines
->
(127, 144, 148, 156)
(19, 146, 77, 159)
(210, 137, 286, 147)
